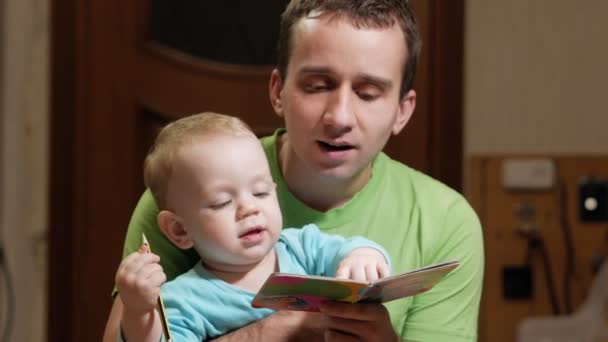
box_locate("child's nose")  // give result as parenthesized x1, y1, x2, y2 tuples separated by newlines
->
(236, 197, 260, 220)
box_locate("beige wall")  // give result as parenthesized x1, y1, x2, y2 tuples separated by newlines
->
(465, 0, 608, 156)
(0, 0, 49, 341)
(464, 0, 608, 338)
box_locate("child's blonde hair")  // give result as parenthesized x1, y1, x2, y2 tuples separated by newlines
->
(144, 112, 255, 209)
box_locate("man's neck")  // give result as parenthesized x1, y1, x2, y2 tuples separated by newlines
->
(277, 133, 371, 212)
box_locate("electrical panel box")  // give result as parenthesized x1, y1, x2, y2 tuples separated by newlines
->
(502, 159, 556, 191)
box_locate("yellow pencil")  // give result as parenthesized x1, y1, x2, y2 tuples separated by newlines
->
(142, 233, 173, 342)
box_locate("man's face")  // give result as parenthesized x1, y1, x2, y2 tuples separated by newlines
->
(271, 15, 416, 183)
(165, 135, 283, 272)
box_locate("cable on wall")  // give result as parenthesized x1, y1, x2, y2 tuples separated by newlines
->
(522, 229, 561, 315)
(556, 178, 577, 314)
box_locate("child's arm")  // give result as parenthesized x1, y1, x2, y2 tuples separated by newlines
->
(280, 224, 392, 280)
(335, 247, 390, 282)
(115, 244, 166, 342)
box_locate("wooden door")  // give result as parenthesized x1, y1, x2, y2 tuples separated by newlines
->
(49, 1, 464, 340)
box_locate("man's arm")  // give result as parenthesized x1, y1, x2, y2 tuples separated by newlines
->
(103, 294, 328, 342)
(320, 301, 400, 342)
(102, 296, 124, 342)
(212, 311, 326, 342)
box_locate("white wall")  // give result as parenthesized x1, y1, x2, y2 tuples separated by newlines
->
(0, 0, 49, 341)
(465, 0, 608, 156)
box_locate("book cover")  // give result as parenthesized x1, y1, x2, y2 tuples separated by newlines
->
(251, 260, 459, 312)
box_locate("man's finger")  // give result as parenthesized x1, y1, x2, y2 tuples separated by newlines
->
(320, 302, 387, 321)
(324, 329, 360, 342)
(322, 310, 399, 342)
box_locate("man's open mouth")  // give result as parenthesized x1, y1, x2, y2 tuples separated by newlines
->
(317, 141, 354, 151)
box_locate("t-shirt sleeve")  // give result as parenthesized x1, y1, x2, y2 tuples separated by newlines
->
(401, 197, 484, 342)
(113, 189, 199, 296)
(280, 224, 392, 276)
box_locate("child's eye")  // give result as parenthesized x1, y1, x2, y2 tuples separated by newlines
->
(254, 192, 269, 198)
(209, 200, 231, 210)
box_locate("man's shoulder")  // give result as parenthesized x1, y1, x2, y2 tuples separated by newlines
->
(379, 153, 462, 199)
(377, 153, 476, 224)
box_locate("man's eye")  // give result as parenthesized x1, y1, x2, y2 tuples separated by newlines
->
(303, 80, 333, 93)
(304, 84, 327, 92)
(356, 91, 380, 101)
(209, 200, 231, 210)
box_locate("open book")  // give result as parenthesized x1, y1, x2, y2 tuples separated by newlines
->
(252, 260, 459, 312)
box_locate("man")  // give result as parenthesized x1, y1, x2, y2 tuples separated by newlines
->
(103, 1, 484, 341)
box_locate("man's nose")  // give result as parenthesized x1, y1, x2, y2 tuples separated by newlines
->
(322, 86, 355, 132)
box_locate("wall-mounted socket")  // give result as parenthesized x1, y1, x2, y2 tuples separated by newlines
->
(502, 265, 533, 300)
(579, 177, 608, 222)
(502, 159, 556, 191)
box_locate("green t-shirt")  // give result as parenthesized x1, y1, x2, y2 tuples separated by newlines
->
(120, 130, 484, 342)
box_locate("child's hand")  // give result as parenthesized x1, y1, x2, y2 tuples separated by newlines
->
(335, 247, 390, 282)
(115, 244, 166, 315)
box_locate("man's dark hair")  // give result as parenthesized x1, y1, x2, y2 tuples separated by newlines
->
(276, 0, 422, 98)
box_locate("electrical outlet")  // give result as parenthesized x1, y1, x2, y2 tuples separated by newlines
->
(502, 158, 556, 191)
(502, 266, 533, 300)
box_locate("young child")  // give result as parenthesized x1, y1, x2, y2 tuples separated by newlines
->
(115, 112, 391, 341)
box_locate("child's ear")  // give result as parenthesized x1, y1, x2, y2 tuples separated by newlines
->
(158, 210, 194, 250)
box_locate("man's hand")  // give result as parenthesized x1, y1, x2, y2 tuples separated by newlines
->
(212, 310, 327, 341)
(115, 244, 166, 316)
(335, 247, 390, 282)
(320, 301, 400, 342)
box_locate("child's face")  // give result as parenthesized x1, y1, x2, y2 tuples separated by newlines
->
(166, 134, 283, 272)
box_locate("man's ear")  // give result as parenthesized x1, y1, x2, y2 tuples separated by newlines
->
(392, 89, 416, 135)
(158, 210, 194, 250)
(269, 69, 284, 118)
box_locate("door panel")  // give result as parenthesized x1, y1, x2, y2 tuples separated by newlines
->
(50, 1, 463, 340)
(148, 0, 288, 65)
(136, 44, 277, 128)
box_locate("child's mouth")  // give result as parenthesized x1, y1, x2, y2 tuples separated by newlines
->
(239, 228, 265, 242)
